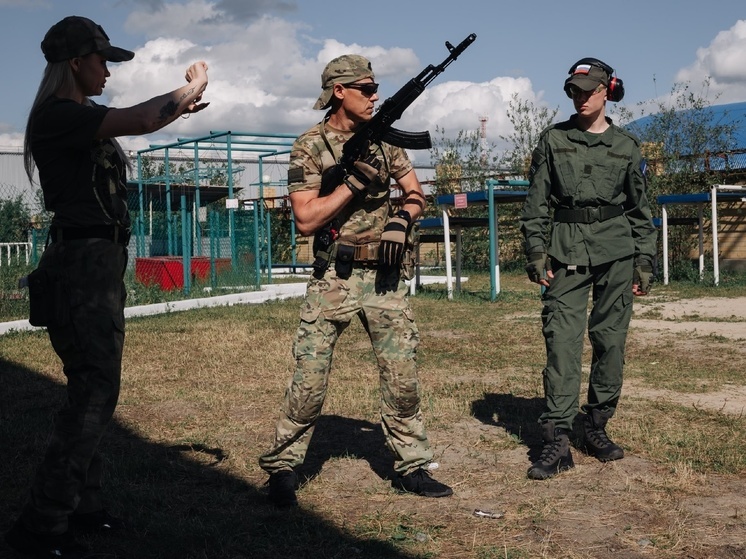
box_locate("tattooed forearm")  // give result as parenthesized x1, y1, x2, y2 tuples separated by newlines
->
(157, 87, 196, 122)
(158, 101, 178, 121)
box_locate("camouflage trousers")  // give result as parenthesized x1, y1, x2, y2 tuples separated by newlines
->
(259, 266, 433, 475)
(539, 256, 634, 431)
(21, 238, 127, 535)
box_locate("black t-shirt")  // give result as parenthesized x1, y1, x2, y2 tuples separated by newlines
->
(31, 96, 130, 229)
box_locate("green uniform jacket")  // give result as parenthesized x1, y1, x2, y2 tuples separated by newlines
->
(520, 115, 657, 267)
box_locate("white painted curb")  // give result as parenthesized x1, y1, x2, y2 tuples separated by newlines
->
(0, 276, 453, 336)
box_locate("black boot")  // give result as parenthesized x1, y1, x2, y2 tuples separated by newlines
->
(392, 468, 453, 498)
(268, 470, 298, 507)
(583, 409, 624, 462)
(527, 421, 575, 480)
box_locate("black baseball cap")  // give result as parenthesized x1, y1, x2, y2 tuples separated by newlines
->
(41, 16, 135, 63)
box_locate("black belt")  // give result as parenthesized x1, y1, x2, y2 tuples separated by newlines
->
(554, 205, 624, 224)
(50, 225, 131, 245)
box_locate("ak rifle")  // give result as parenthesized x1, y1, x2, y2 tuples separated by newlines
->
(326, 32, 478, 189)
(311, 33, 477, 278)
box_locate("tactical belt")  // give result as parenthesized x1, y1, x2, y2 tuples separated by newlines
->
(329, 242, 381, 279)
(353, 242, 379, 263)
(50, 225, 131, 246)
(554, 205, 624, 224)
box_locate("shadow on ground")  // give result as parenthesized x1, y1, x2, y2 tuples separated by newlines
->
(471, 392, 546, 462)
(0, 357, 417, 559)
(300, 414, 394, 484)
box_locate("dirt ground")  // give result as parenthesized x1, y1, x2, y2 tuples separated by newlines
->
(290, 297, 746, 558)
(3, 291, 742, 558)
(630, 296, 746, 415)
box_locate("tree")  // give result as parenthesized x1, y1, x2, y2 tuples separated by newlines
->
(0, 194, 31, 243)
(619, 79, 739, 176)
(429, 126, 502, 197)
(499, 93, 559, 175)
(614, 79, 742, 279)
(425, 97, 560, 272)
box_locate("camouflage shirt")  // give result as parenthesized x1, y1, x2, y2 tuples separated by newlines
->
(288, 119, 413, 244)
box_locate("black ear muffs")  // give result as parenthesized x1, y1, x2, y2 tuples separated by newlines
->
(567, 57, 625, 102)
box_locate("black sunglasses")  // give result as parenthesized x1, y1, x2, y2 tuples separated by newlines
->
(344, 82, 379, 96)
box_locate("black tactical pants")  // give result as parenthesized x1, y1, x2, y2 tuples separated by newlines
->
(539, 256, 634, 431)
(21, 238, 127, 535)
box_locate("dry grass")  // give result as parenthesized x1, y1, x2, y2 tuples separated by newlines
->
(1, 271, 745, 559)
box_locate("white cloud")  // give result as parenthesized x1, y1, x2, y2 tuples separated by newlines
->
(107, 4, 449, 147)
(676, 19, 746, 104)
(399, 77, 544, 144)
(5, 0, 553, 154)
(0, 132, 24, 151)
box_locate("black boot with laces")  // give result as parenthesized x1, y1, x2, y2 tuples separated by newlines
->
(583, 409, 624, 462)
(527, 421, 575, 480)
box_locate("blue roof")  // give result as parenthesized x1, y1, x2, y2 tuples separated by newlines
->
(702, 102, 746, 148)
(627, 101, 746, 171)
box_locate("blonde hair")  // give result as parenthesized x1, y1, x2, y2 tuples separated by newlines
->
(23, 60, 130, 185)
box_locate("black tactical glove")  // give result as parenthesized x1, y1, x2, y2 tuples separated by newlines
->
(633, 260, 653, 295)
(525, 251, 549, 284)
(379, 210, 411, 267)
(344, 154, 382, 198)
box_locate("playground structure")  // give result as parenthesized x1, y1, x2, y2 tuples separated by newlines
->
(419, 179, 529, 300)
(658, 184, 746, 285)
(420, 180, 746, 297)
(131, 131, 295, 294)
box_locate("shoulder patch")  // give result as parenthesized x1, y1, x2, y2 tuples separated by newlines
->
(528, 147, 546, 181)
(288, 167, 304, 185)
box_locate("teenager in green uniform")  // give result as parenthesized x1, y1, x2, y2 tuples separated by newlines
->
(258, 54, 452, 506)
(5, 16, 209, 558)
(519, 58, 657, 480)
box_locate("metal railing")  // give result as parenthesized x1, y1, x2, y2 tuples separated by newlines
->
(0, 242, 31, 267)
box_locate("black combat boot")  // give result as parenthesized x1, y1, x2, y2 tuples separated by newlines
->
(583, 408, 624, 462)
(527, 421, 575, 480)
(268, 470, 298, 507)
(392, 468, 453, 497)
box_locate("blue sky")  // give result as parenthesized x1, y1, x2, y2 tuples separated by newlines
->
(1, 0, 745, 160)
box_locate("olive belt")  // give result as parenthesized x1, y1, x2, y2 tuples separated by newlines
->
(554, 205, 624, 224)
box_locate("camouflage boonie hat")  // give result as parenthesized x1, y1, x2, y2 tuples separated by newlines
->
(41, 16, 135, 63)
(313, 54, 375, 110)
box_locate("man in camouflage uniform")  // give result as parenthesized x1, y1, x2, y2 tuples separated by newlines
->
(258, 54, 452, 506)
(519, 58, 657, 480)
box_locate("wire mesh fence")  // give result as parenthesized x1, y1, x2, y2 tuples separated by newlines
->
(0, 133, 297, 322)
(0, 180, 265, 322)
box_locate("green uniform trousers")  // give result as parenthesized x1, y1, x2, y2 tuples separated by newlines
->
(259, 266, 433, 475)
(22, 238, 127, 535)
(540, 255, 634, 431)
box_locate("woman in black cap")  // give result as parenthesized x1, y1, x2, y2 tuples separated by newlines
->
(5, 15, 209, 559)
